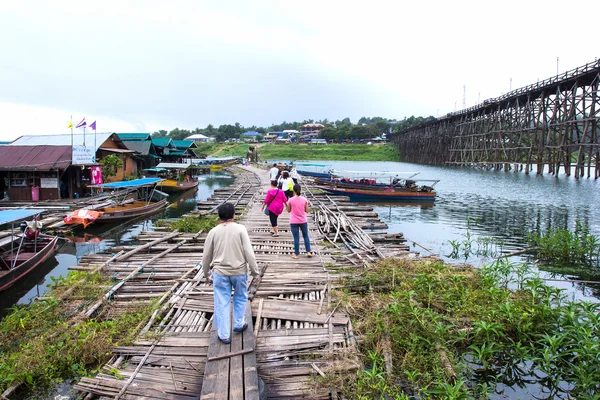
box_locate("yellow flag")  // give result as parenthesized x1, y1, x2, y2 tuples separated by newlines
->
(67, 120, 73, 128)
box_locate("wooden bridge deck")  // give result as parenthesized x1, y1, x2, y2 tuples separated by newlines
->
(73, 165, 409, 399)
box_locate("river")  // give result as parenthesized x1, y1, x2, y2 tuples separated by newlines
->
(285, 159, 600, 302)
(0, 171, 234, 316)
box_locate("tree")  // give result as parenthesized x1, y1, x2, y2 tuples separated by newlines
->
(319, 126, 337, 141)
(152, 129, 168, 137)
(100, 154, 123, 180)
(256, 134, 264, 142)
(350, 125, 370, 140)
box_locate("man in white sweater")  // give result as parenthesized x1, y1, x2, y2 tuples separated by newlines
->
(202, 203, 259, 344)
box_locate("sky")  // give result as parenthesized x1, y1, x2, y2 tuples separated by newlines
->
(0, 0, 598, 141)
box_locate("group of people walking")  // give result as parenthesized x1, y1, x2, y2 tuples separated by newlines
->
(201, 164, 313, 343)
(264, 164, 311, 259)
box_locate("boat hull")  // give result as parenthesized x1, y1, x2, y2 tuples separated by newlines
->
(0, 236, 58, 291)
(95, 199, 169, 223)
(297, 170, 330, 178)
(314, 177, 396, 191)
(320, 187, 436, 202)
(158, 180, 199, 193)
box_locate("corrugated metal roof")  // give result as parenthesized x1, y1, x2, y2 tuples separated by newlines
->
(10, 133, 121, 151)
(117, 133, 152, 141)
(172, 140, 194, 149)
(0, 146, 72, 170)
(152, 137, 173, 148)
(123, 140, 154, 156)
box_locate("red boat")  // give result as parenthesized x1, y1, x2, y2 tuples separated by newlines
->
(0, 210, 59, 291)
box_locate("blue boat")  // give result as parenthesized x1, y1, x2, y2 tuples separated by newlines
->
(295, 163, 332, 178)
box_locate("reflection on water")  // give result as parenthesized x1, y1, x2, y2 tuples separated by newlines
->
(291, 160, 600, 301)
(1, 171, 234, 312)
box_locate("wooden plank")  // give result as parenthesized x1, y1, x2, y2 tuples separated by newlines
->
(200, 327, 230, 399)
(229, 316, 244, 400)
(243, 303, 260, 400)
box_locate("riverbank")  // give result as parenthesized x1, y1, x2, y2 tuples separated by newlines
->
(194, 142, 401, 161)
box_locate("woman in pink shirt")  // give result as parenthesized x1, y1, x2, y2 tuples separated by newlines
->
(261, 180, 287, 237)
(285, 184, 312, 259)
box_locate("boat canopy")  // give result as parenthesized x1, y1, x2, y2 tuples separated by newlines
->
(155, 162, 193, 170)
(296, 163, 331, 167)
(331, 170, 420, 178)
(143, 167, 168, 173)
(0, 209, 45, 225)
(90, 177, 165, 189)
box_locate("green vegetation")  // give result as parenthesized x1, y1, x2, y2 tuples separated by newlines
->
(447, 231, 506, 259)
(258, 143, 400, 161)
(332, 258, 600, 399)
(100, 154, 123, 179)
(157, 215, 219, 233)
(527, 221, 600, 266)
(192, 143, 400, 162)
(0, 271, 155, 395)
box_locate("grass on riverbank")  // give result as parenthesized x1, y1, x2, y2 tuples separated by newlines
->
(0, 270, 156, 395)
(193, 142, 401, 161)
(329, 257, 599, 399)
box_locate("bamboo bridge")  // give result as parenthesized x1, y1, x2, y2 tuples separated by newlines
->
(390, 58, 600, 178)
(71, 166, 409, 399)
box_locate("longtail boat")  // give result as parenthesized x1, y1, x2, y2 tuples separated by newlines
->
(152, 163, 199, 193)
(64, 178, 169, 228)
(317, 170, 439, 202)
(0, 209, 58, 291)
(295, 163, 332, 178)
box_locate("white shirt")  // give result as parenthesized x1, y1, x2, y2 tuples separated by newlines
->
(269, 167, 279, 181)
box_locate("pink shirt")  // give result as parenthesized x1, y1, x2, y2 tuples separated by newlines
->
(264, 188, 287, 215)
(288, 195, 308, 224)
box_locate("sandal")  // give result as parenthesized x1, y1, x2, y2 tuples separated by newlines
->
(306, 252, 313, 258)
(291, 255, 299, 259)
(233, 323, 248, 332)
(272, 234, 279, 237)
(218, 337, 231, 344)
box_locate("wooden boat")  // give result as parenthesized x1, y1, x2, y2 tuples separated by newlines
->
(65, 178, 169, 228)
(319, 186, 436, 202)
(0, 209, 59, 291)
(94, 199, 169, 223)
(149, 163, 200, 193)
(158, 179, 198, 193)
(317, 170, 439, 202)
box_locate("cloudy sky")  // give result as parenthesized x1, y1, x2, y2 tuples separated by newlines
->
(0, 0, 598, 140)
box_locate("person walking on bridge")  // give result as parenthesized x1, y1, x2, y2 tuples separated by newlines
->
(286, 184, 312, 259)
(202, 202, 259, 344)
(262, 180, 287, 237)
(269, 163, 279, 182)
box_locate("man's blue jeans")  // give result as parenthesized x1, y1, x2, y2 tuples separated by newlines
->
(213, 273, 248, 340)
(290, 222, 311, 255)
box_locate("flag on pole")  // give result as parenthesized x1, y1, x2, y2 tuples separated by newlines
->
(89, 121, 97, 131)
(67, 119, 73, 128)
(76, 117, 86, 129)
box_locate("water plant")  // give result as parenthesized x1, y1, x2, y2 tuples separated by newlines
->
(336, 257, 600, 399)
(156, 215, 219, 233)
(527, 220, 600, 266)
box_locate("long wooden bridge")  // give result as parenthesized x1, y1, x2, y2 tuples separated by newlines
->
(71, 165, 408, 399)
(390, 58, 600, 178)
